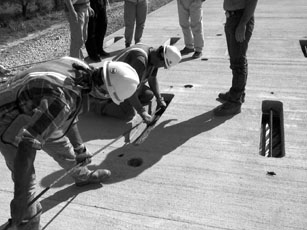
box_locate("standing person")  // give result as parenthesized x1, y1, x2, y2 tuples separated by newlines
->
(64, 0, 94, 59)
(214, 0, 258, 116)
(85, 0, 110, 62)
(124, 0, 148, 48)
(90, 43, 182, 123)
(0, 56, 139, 230)
(177, 0, 205, 59)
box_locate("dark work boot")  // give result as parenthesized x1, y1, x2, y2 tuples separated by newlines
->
(218, 91, 245, 103)
(180, 47, 194, 55)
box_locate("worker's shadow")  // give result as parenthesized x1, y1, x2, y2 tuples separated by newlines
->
(38, 109, 233, 214)
(99, 109, 234, 184)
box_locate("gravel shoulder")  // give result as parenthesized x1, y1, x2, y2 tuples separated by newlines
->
(0, 1, 125, 77)
(0, 0, 172, 78)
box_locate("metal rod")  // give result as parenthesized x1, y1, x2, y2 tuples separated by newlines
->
(28, 120, 143, 207)
(269, 110, 273, 157)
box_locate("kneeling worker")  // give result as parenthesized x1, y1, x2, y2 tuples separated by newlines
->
(0, 56, 139, 229)
(91, 43, 182, 123)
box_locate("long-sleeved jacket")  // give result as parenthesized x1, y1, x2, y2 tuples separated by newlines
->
(0, 57, 90, 147)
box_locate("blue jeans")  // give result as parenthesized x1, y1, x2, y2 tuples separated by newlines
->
(224, 10, 254, 103)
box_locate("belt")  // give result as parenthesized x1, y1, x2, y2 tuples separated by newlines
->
(225, 9, 244, 18)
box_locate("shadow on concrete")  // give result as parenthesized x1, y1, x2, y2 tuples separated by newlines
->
(180, 56, 194, 63)
(77, 111, 130, 141)
(40, 109, 234, 186)
(99, 109, 234, 184)
(40, 183, 102, 214)
(39, 183, 102, 230)
(0, 183, 101, 229)
(37, 108, 233, 217)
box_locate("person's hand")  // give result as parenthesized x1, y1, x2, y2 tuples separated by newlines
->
(89, 7, 95, 17)
(235, 23, 246, 42)
(75, 145, 92, 165)
(140, 111, 153, 124)
(157, 96, 167, 109)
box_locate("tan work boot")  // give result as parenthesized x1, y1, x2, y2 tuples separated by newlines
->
(75, 169, 111, 187)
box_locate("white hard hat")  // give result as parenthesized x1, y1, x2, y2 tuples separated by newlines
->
(163, 45, 182, 69)
(102, 61, 139, 105)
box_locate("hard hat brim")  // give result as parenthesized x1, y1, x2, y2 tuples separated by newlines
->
(103, 61, 121, 105)
(163, 44, 170, 69)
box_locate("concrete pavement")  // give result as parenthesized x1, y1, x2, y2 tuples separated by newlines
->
(0, 0, 307, 229)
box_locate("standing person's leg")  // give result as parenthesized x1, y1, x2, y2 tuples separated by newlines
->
(81, 6, 90, 59)
(177, 0, 194, 54)
(67, 5, 89, 59)
(224, 13, 254, 102)
(190, 0, 204, 58)
(96, 6, 109, 56)
(134, 0, 148, 44)
(85, 10, 99, 60)
(0, 125, 41, 229)
(215, 12, 254, 116)
(124, 1, 136, 48)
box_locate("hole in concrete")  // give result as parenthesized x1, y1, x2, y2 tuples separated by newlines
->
(127, 158, 143, 167)
(299, 40, 307, 57)
(184, 84, 193, 88)
(201, 58, 209, 61)
(259, 100, 285, 158)
(267, 171, 276, 176)
(118, 154, 124, 157)
(216, 33, 222, 36)
(270, 92, 274, 94)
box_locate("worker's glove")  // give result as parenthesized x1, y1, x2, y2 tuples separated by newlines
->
(157, 96, 167, 109)
(140, 110, 153, 124)
(74, 144, 92, 166)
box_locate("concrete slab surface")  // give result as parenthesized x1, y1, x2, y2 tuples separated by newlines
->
(0, 0, 307, 229)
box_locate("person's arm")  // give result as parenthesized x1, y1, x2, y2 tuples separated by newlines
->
(65, 0, 78, 22)
(147, 68, 166, 108)
(128, 90, 152, 124)
(66, 122, 93, 164)
(235, 0, 258, 42)
(126, 53, 153, 123)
